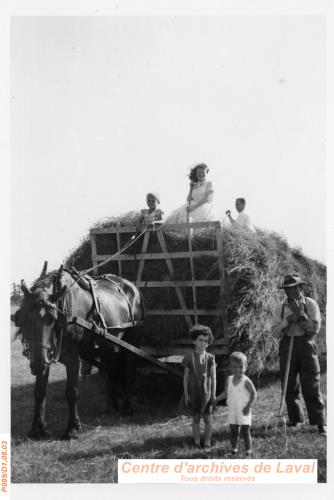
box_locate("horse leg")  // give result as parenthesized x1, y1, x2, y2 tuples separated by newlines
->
(105, 367, 119, 413)
(119, 352, 137, 417)
(28, 369, 51, 440)
(102, 338, 122, 414)
(62, 353, 82, 439)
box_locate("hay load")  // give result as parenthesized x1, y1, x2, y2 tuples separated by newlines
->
(66, 213, 326, 375)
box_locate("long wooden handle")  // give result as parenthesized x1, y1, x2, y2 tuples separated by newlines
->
(187, 183, 194, 204)
(277, 335, 294, 416)
(186, 211, 198, 324)
(70, 316, 183, 378)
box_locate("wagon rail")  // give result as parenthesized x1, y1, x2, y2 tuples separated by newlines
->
(89, 220, 230, 361)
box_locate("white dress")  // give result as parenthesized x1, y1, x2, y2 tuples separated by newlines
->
(165, 180, 216, 224)
(226, 375, 252, 425)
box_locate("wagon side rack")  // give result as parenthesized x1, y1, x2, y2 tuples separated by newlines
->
(89, 220, 229, 357)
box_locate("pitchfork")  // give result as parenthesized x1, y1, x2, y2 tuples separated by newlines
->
(186, 207, 198, 325)
(265, 334, 294, 453)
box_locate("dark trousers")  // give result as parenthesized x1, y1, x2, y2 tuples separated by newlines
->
(279, 336, 326, 426)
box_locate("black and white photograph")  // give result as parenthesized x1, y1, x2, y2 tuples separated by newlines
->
(2, 0, 334, 497)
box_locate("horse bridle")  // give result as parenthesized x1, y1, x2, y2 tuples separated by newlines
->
(22, 273, 67, 365)
(22, 266, 139, 365)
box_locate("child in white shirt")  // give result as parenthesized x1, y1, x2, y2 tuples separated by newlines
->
(216, 351, 257, 455)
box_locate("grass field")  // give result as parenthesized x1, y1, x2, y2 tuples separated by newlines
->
(11, 325, 327, 484)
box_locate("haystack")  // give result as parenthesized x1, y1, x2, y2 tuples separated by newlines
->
(66, 213, 326, 375)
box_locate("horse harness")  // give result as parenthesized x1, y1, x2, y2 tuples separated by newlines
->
(20, 269, 140, 364)
(69, 270, 138, 331)
(17, 268, 185, 378)
(65, 270, 141, 361)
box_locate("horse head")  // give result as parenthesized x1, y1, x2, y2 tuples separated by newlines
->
(17, 263, 67, 376)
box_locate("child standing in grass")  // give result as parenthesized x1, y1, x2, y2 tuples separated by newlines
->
(180, 325, 216, 448)
(138, 192, 164, 227)
(216, 351, 257, 456)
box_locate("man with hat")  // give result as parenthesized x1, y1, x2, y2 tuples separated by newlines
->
(270, 274, 326, 435)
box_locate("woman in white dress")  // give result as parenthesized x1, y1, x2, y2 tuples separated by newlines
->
(165, 163, 215, 224)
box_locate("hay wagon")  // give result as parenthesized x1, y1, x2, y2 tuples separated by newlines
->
(86, 220, 231, 378)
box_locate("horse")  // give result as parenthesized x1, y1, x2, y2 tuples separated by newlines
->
(13, 262, 144, 440)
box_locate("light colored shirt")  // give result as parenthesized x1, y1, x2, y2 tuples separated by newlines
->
(270, 296, 321, 338)
(236, 210, 255, 232)
(227, 375, 252, 425)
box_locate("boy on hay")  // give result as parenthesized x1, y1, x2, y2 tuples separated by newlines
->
(137, 192, 164, 227)
(225, 197, 255, 232)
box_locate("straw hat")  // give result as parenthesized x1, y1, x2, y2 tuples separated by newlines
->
(279, 274, 307, 289)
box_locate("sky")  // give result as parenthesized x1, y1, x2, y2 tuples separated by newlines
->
(10, 15, 326, 285)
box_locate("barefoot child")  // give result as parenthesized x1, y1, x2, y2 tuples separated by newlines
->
(180, 325, 216, 448)
(216, 351, 257, 455)
(138, 192, 164, 227)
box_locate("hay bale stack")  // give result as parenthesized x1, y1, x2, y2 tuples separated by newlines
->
(65, 213, 326, 375)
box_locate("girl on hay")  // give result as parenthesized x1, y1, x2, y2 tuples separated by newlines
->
(180, 324, 216, 448)
(165, 163, 215, 224)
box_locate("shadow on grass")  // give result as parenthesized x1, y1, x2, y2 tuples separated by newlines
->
(56, 427, 231, 464)
(11, 371, 185, 440)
